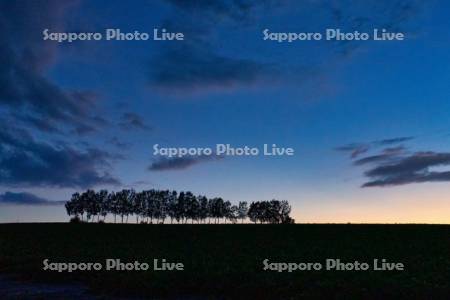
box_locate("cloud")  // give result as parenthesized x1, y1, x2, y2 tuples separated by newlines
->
(0, 0, 105, 135)
(151, 45, 275, 92)
(165, 0, 268, 22)
(151, 0, 424, 94)
(15, 114, 62, 134)
(119, 112, 151, 131)
(336, 136, 414, 158)
(374, 136, 414, 146)
(72, 124, 98, 136)
(0, 125, 121, 188)
(148, 155, 223, 171)
(362, 151, 450, 187)
(335, 136, 450, 187)
(0, 191, 65, 206)
(149, 0, 285, 93)
(108, 137, 131, 149)
(335, 144, 370, 158)
(354, 146, 406, 165)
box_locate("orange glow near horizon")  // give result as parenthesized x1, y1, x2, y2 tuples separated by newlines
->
(290, 183, 450, 224)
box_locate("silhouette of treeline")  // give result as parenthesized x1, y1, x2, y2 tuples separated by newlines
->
(65, 189, 294, 224)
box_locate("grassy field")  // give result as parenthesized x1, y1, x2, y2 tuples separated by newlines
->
(0, 223, 449, 299)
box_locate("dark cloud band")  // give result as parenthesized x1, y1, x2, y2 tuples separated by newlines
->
(0, 191, 65, 206)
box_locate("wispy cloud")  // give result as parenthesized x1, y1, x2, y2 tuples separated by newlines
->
(334, 136, 450, 187)
(119, 112, 151, 131)
(0, 124, 121, 188)
(336, 136, 414, 158)
(354, 146, 406, 166)
(0, 0, 103, 132)
(148, 155, 223, 171)
(335, 143, 370, 158)
(150, 45, 275, 93)
(374, 136, 415, 146)
(150, 0, 425, 94)
(108, 137, 131, 149)
(362, 151, 450, 187)
(0, 191, 65, 206)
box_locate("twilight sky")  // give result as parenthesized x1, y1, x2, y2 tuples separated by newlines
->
(1, 0, 450, 223)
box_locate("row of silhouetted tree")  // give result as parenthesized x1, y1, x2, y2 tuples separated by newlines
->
(65, 189, 294, 224)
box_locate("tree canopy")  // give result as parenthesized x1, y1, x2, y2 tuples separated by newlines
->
(65, 189, 294, 224)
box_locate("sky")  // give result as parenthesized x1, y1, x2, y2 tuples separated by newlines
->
(1, 0, 450, 223)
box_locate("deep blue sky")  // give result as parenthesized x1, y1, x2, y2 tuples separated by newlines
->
(1, 0, 450, 223)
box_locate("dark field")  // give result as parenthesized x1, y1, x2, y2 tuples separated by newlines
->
(0, 223, 449, 299)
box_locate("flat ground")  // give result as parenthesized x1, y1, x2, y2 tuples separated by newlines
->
(0, 223, 449, 299)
